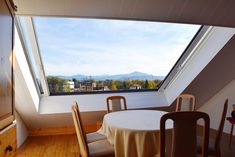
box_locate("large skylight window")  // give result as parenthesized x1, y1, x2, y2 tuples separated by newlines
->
(32, 17, 200, 94)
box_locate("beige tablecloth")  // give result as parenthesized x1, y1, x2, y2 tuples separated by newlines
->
(98, 110, 172, 157)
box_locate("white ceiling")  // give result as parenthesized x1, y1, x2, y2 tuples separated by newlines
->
(14, 0, 235, 27)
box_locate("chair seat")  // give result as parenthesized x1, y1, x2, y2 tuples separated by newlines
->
(88, 139, 115, 157)
(86, 132, 107, 143)
(197, 136, 216, 155)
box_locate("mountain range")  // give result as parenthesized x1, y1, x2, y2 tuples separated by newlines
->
(56, 71, 164, 81)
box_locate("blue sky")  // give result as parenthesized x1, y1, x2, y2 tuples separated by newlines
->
(33, 17, 200, 76)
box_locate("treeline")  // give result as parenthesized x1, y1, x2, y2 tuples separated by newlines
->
(91, 79, 160, 90)
(47, 76, 161, 93)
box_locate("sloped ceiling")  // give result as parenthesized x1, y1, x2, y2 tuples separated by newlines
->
(14, 0, 235, 27)
(184, 35, 235, 107)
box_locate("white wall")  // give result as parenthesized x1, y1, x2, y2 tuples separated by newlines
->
(198, 79, 235, 135)
(15, 112, 29, 148)
(40, 91, 167, 113)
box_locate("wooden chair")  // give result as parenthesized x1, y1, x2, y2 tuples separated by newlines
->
(176, 94, 196, 111)
(72, 103, 106, 143)
(197, 99, 228, 157)
(160, 111, 210, 157)
(106, 96, 127, 113)
(71, 103, 115, 157)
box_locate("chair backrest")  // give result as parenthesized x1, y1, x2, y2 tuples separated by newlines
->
(176, 94, 196, 111)
(160, 111, 210, 157)
(71, 102, 89, 157)
(215, 99, 228, 151)
(106, 96, 127, 113)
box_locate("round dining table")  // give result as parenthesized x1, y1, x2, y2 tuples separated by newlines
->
(98, 110, 173, 157)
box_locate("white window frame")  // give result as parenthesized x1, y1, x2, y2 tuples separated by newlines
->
(16, 16, 49, 96)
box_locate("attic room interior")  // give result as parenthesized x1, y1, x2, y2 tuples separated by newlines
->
(1, 0, 235, 157)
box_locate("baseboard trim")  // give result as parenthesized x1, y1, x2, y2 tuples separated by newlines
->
(29, 124, 98, 136)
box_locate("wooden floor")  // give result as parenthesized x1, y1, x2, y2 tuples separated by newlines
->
(16, 133, 235, 157)
(16, 134, 80, 157)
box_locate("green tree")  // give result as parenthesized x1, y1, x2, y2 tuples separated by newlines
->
(148, 80, 156, 89)
(143, 80, 156, 89)
(109, 80, 117, 90)
(123, 81, 127, 89)
(47, 76, 67, 93)
(72, 78, 77, 88)
(64, 85, 71, 92)
(144, 80, 149, 89)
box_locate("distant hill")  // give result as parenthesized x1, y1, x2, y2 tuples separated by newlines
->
(57, 71, 165, 81)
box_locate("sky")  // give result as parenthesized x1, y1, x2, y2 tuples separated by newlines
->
(33, 17, 200, 76)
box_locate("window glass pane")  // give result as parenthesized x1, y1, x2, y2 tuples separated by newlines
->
(18, 17, 44, 94)
(33, 17, 200, 94)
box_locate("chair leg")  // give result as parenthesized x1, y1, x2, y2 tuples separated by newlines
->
(229, 124, 234, 147)
(215, 149, 221, 157)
